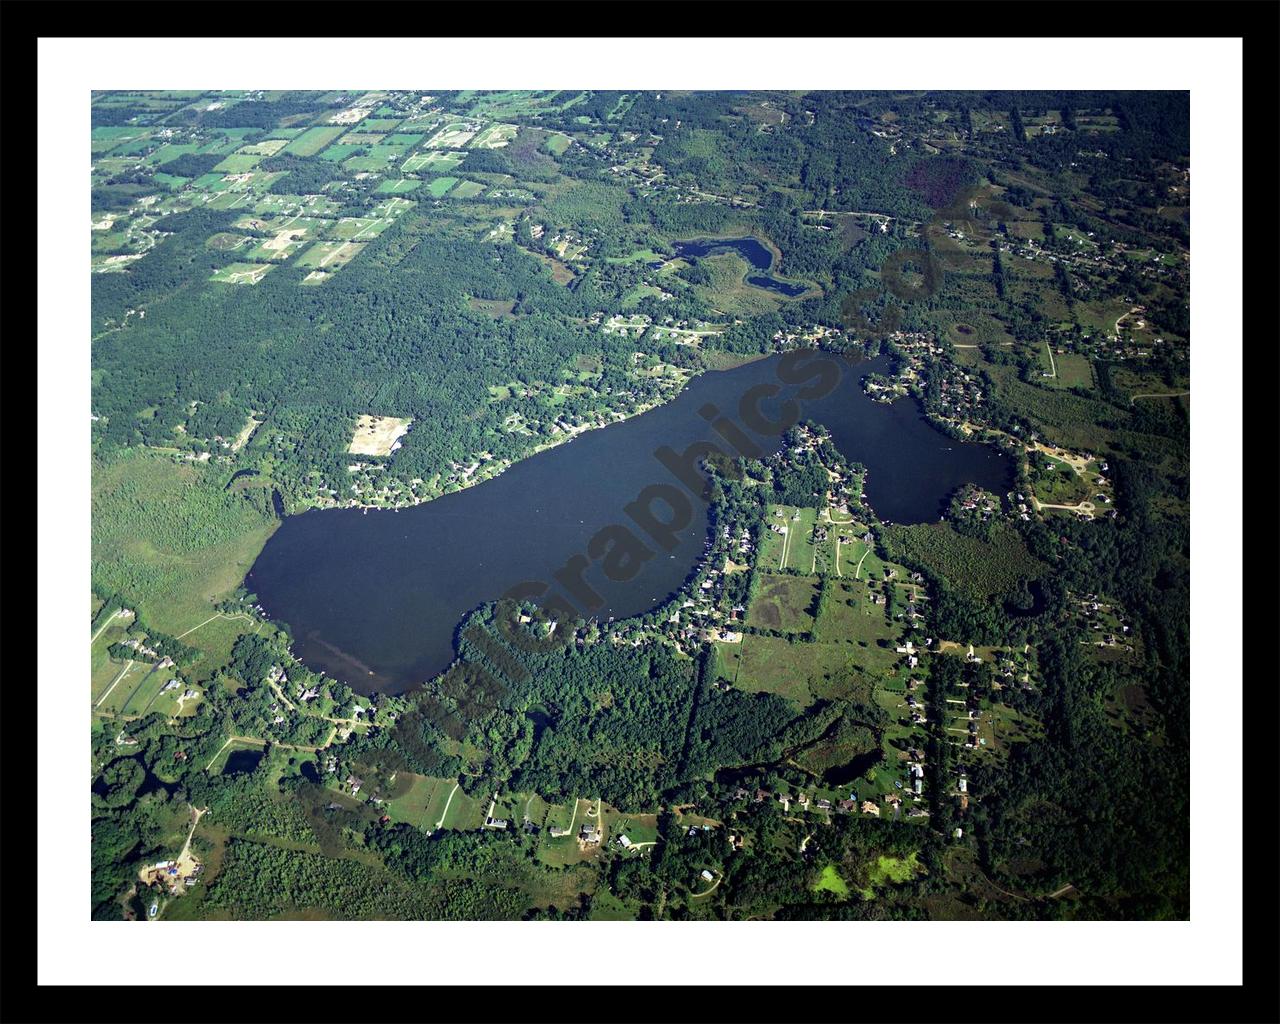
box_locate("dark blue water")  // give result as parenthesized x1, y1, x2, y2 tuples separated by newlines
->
(672, 237, 810, 296)
(222, 749, 264, 776)
(246, 353, 1012, 694)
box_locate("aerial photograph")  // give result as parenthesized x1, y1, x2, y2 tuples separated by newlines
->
(87, 87, 1191, 924)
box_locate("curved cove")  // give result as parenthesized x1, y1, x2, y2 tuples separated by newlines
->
(246, 353, 1013, 695)
(672, 237, 811, 296)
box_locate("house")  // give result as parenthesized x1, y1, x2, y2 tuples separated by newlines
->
(548, 826, 571, 838)
(484, 817, 508, 830)
(837, 799, 857, 813)
(700, 869, 715, 882)
(617, 834, 633, 849)
(958, 777, 968, 793)
(861, 801, 881, 816)
(579, 825, 601, 845)
(815, 799, 832, 810)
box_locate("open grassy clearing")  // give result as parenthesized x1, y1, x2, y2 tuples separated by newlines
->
(716, 633, 873, 708)
(425, 176, 459, 198)
(402, 150, 464, 174)
(383, 773, 456, 830)
(327, 217, 394, 241)
(295, 241, 366, 271)
(209, 262, 274, 285)
(284, 126, 346, 157)
(746, 573, 820, 633)
(374, 178, 421, 195)
(814, 864, 850, 897)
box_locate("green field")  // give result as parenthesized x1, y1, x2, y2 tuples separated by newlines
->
(438, 785, 486, 831)
(760, 505, 818, 571)
(384, 774, 458, 830)
(544, 133, 573, 156)
(1048, 351, 1095, 389)
(342, 146, 409, 172)
(284, 126, 346, 157)
(212, 153, 262, 174)
(746, 573, 819, 633)
(294, 241, 366, 270)
(450, 180, 486, 199)
(469, 123, 518, 149)
(327, 217, 394, 241)
(814, 864, 850, 897)
(716, 633, 871, 708)
(401, 150, 464, 174)
(375, 178, 422, 195)
(425, 176, 459, 198)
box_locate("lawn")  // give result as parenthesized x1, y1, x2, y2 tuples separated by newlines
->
(384, 773, 457, 830)
(759, 505, 819, 572)
(437, 784, 485, 831)
(1048, 352, 1095, 389)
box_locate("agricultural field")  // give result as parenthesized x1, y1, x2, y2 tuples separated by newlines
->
(327, 217, 395, 241)
(425, 176, 459, 198)
(470, 123, 518, 149)
(424, 122, 479, 149)
(245, 229, 312, 263)
(294, 241, 366, 271)
(402, 149, 464, 174)
(283, 125, 347, 156)
(374, 178, 422, 195)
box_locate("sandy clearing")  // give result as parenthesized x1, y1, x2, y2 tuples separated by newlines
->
(348, 414, 413, 456)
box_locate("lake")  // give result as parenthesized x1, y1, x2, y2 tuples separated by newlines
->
(671, 237, 811, 296)
(246, 352, 1012, 695)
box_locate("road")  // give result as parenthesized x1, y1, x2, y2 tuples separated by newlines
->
(90, 609, 121, 646)
(854, 546, 870, 579)
(179, 805, 208, 861)
(434, 782, 461, 830)
(1132, 390, 1189, 403)
(1044, 342, 1057, 378)
(175, 610, 260, 641)
(690, 873, 723, 899)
